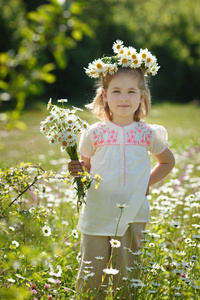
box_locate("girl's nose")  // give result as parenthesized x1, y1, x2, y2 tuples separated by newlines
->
(120, 97, 128, 102)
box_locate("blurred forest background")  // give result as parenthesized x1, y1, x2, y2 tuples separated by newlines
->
(0, 0, 200, 127)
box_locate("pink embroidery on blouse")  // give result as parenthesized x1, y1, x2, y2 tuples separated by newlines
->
(92, 122, 152, 147)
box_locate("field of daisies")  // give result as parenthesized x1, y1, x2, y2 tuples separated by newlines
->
(0, 103, 200, 299)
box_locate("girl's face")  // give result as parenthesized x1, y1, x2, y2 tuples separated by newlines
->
(102, 71, 144, 126)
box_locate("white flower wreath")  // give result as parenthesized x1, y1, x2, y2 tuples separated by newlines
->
(85, 40, 160, 78)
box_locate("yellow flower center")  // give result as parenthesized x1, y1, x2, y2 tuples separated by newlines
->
(147, 58, 151, 63)
(68, 120, 73, 124)
(96, 63, 102, 69)
(68, 135, 73, 139)
(142, 53, 147, 59)
(50, 116, 54, 121)
(116, 44, 120, 49)
(120, 49, 124, 54)
(62, 141, 67, 147)
(51, 139, 55, 143)
(134, 60, 139, 65)
(122, 58, 128, 64)
(131, 54, 137, 59)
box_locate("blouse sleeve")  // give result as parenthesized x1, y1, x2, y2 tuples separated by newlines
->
(149, 125, 168, 155)
(78, 129, 95, 158)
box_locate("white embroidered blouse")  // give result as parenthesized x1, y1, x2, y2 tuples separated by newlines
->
(77, 119, 168, 236)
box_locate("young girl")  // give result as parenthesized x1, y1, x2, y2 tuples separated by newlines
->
(68, 40, 175, 299)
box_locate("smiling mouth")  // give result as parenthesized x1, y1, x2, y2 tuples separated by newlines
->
(118, 105, 130, 108)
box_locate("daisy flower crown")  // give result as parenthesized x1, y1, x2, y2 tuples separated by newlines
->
(85, 40, 160, 78)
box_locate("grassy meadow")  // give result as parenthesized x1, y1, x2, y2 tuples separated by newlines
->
(0, 102, 200, 299)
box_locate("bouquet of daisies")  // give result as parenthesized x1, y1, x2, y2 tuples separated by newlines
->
(40, 98, 101, 211)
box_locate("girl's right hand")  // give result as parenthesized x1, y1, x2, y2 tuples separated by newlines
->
(68, 160, 84, 177)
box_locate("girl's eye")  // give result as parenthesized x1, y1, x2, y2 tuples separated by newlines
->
(113, 90, 120, 93)
(128, 91, 135, 93)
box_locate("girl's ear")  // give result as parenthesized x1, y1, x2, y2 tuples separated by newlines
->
(140, 91, 145, 103)
(102, 89, 107, 102)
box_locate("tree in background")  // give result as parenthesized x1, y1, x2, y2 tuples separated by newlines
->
(0, 0, 93, 129)
(0, 0, 200, 129)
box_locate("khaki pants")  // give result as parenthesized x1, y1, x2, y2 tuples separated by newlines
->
(76, 223, 146, 299)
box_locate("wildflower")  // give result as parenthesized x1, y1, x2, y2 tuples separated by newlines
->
(15, 274, 25, 279)
(171, 221, 181, 228)
(110, 239, 121, 248)
(9, 226, 15, 231)
(42, 225, 51, 236)
(118, 55, 130, 67)
(47, 114, 56, 123)
(47, 278, 57, 284)
(12, 240, 19, 247)
(112, 39, 124, 53)
(44, 283, 50, 289)
(7, 278, 15, 283)
(56, 279, 61, 284)
(116, 203, 129, 209)
(71, 229, 79, 238)
(84, 261, 92, 265)
(95, 256, 104, 261)
(31, 289, 37, 295)
(103, 268, 119, 275)
(57, 99, 68, 103)
(83, 272, 95, 280)
(40, 123, 47, 133)
(49, 264, 62, 277)
(47, 98, 52, 110)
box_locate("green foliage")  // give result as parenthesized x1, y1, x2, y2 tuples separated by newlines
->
(0, 162, 79, 299)
(0, 0, 93, 128)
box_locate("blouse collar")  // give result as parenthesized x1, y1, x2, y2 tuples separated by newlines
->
(105, 119, 137, 130)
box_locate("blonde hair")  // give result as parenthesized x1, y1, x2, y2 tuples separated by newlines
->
(86, 68, 151, 122)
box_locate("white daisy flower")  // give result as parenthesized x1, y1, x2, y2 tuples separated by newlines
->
(60, 137, 69, 149)
(12, 240, 19, 247)
(95, 256, 104, 261)
(92, 59, 105, 74)
(131, 57, 141, 68)
(150, 63, 160, 75)
(7, 278, 15, 283)
(80, 120, 89, 130)
(85, 65, 99, 78)
(71, 229, 79, 238)
(107, 63, 118, 75)
(57, 99, 68, 103)
(110, 239, 121, 248)
(139, 48, 150, 61)
(48, 136, 57, 146)
(42, 225, 52, 236)
(103, 268, 119, 275)
(47, 98, 52, 110)
(118, 54, 131, 67)
(144, 53, 154, 67)
(40, 123, 47, 133)
(112, 39, 124, 54)
(116, 203, 129, 209)
(47, 114, 56, 123)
